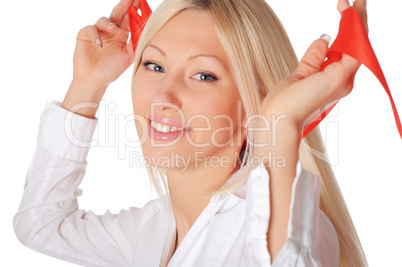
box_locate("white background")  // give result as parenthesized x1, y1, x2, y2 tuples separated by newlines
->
(1, 0, 401, 266)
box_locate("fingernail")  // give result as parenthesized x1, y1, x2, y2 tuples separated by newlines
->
(96, 38, 103, 48)
(108, 23, 117, 28)
(320, 34, 331, 43)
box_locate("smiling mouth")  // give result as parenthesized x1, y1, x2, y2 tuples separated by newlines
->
(150, 120, 185, 133)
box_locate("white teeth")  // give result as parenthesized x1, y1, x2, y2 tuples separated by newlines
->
(161, 124, 170, 133)
(151, 120, 183, 133)
(156, 122, 163, 132)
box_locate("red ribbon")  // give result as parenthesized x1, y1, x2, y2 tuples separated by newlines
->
(127, 0, 152, 51)
(128, 4, 401, 140)
(302, 7, 402, 139)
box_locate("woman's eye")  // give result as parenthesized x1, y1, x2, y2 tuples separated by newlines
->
(193, 73, 218, 82)
(144, 62, 165, 72)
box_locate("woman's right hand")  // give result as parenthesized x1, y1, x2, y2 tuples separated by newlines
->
(73, 0, 139, 86)
(62, 0, 140, 118)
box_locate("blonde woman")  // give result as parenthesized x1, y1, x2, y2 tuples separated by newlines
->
(14, 0, 369, 266)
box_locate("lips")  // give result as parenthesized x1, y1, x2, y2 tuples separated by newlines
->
(149, 115, 188, 128)
(148, 115, 191, 141)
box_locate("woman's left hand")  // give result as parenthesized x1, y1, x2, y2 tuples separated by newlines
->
(260, 0, 368, 132)
(261, 0, 368, 261)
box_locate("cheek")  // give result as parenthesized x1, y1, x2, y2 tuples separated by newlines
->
(132, 75, 153, 114)
(211, 92, 244, 145)
(132, 75, 152, 142)
(189, 94, 242, 147)
(208, 114, 241, 147)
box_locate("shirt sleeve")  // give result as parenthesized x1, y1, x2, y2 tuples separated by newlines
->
(242, 162, 340, 267)
(13, 101, 138, 267)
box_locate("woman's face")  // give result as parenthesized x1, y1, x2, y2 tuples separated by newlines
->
(132, 9, 245, 171)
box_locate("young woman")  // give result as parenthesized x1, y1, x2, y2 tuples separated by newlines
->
(14, 0, 369, 266)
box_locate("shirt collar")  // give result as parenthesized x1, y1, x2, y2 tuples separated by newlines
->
(217, 165, 250, 200)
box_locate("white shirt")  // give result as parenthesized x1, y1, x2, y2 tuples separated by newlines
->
(14, 101, 340, 267)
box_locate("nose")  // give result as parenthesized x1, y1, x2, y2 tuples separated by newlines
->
(150, 72, 183, 113)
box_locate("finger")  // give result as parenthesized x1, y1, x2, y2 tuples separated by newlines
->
(319, 53, 359, 100)
(110, 0, 135, 25)
(95, 17, 119, 32)
(133, 0, 141, 9)
(286, 62, 354, 124)
(352, 0, 368, 33)
(290, 35, 330, 81)
(337, 0, 350, 13)
(120, 12, 130, 31)
(337, 53, 361, 77)
(95, 16, 130, 42)
(77, 25, 103, 48)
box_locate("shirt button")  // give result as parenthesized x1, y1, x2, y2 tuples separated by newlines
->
(252, 175, 261, 187)
(251, 215, 261, 228)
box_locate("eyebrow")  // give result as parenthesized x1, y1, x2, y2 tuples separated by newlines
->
(145, 44, 221, 62)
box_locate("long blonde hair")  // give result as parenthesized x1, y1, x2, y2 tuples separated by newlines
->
(131, 0, 367, 266)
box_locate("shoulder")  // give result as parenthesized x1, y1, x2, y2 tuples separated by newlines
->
(104, 195, 170, 229)
(130, 194, 170, 220)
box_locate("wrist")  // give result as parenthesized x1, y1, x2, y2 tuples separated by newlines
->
(253, 110, 301, 176)
(61, 79, 108, 119)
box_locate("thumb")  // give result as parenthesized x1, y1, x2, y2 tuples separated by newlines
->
(290, 34, 331, 81)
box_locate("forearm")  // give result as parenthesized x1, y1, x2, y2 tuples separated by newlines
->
(61, 79, 108, 119)
(254, 113, 301, 262)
